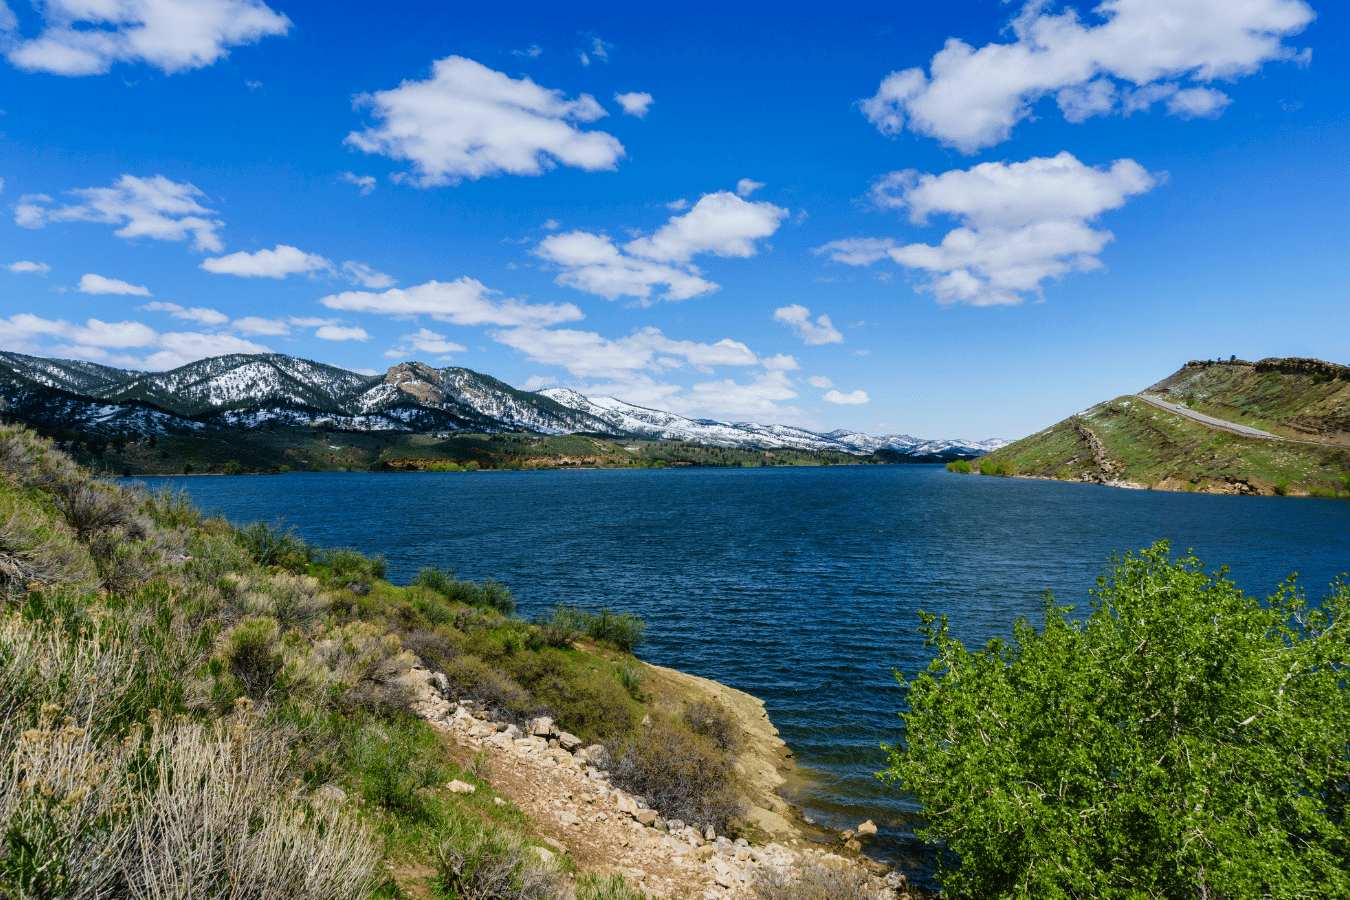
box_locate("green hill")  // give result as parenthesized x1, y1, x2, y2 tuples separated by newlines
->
(965, 358, 1350, 497)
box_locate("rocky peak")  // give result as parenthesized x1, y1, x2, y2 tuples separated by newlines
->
(383, 362, 446, 404)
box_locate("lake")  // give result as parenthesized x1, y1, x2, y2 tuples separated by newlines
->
(132, 465, 1350, 882)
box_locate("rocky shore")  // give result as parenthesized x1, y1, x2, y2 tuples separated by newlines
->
(400, 658, 916, 899)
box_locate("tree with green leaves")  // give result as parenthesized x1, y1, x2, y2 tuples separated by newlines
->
(880, 542, 1349, 899)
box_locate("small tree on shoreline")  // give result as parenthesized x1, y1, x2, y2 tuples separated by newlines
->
(880, 542, 1350, 899)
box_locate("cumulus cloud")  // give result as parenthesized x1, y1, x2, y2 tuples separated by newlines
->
(78, 273, 150, 296)
(735, 179, 765, 198)
(139, 301, 228, 325)
(340, 172, 377, 195)
(614, 91, 653, 117)
(860, 0, 1316, 152)
(1, 0, 291, 76)
(232, 316, 290, 336)
(315, 325, 368, 341)
(807, 375, 834, 388)
(773, 305, 844, 345)
(518, 374, 557, 391)
(201, 245, 333, 278)
(321, 277, 583, 327)
(341, 261, 396, 288)
(384, 327, 468, 360)
(16, 175, 224, 251)
(345, 56, 625, 186)
(534, 232, 717, 304)
(824, 389, 870, 405)
(494, 325, 760, 380)
(815, 152, 1159, 306)
(683, 370, 800, 420)
(0, 313, 269, 369)
(534, 189, 788, 304)
(6, 261, 50, 274)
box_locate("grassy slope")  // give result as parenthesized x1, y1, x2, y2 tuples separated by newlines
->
(1145, 361, 1350, 443)
(973, 390, 1350, 497)
(0, 422, 721, 899)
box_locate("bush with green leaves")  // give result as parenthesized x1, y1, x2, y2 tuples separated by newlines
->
(233, 519, 309, 568)
(415, 566, 516, 615)
(434, 808, 560, 900)
(944, 459, 973, 474)
(880, 542, 1350, 900)
(581, 607, 646, 652)
(533, 604, 585, 648)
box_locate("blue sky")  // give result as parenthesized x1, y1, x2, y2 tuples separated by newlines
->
(0, 0, 1344, 439)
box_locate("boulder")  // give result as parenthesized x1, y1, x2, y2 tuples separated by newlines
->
(857, 819, 877, 836)
(530, 846, 555, 865)
(528, 716, 555, 737)
(844, 839, 862, 852)
(557, 731, 582, 750)
(315, 784, 347, 803)
(447, 780, 476, 794)
(704, 826, 716, 841)
(501, 723, 521, 739)
(430, 672, 450, 696)
(636, 810, 657, 826)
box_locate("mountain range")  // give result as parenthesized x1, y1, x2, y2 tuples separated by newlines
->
(0, 351, 1007, 458)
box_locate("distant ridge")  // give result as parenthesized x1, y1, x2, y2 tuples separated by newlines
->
(0, 350, 1007, 458)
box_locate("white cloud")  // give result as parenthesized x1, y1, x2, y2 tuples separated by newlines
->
(346, 56, 625, 186)
(494, 325, 760, 380)
(2, 0, 291, 76)
(534, 189, 788, 304)
(321, 278, 583, 327)
(6, 261, 50, 274)
(315, 325, 368, 341)
(824, 389, 870, 405)
(384, 327, 468, 360)
(201, 244, 333, 278)
(518, 375, 557, 391)
(17, 175, 224, 251)
(614, 91, 653, 117)
(686, 370, 801, 420)
(139, 301, 228, 325)
(233, 316, 290, 336)
(665, 199, 689, 211)
(340, 172, 376, 195)
(589, 37, 612, 63)
(807, 375, 834, 388)
(760, 354, 800, 371)
(341, 261, 396, 288)
(773, 304, 844, 345)
(860, 0, 1316, 152)
(624, 191, 788, 263)
(534, 232, 717, 304)
(513, 45, 543, 58)
(816, 152, 1159, 306)
(0, 312, 269, 369)
(735, 178, 765, 198)
(78, 273, 150, 296)
(246, 79, 263, 89)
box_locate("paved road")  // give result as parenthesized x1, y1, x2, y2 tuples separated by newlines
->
(1134, 393, 1288, 440)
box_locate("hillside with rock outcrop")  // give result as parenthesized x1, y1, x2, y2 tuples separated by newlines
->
(964, 358, 1350, 496)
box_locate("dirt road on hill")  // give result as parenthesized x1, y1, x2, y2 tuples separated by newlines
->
(1133, 394, 1334, 445)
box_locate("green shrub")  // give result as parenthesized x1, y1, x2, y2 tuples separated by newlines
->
(614, 665, 643, 699)
(434, 810, 560, 900)
(979, 460, 1015, 477)
(216, 617, 284, 701)
(945, 460, 972, 473)
(1274, 478, 1291, 496)
(349, 717, 450, 823)
(578, 873, 651, 900)
(233, 519, 309, 568)
(224, 459, 243, 475)
(880, 542, 1350, 899)
(609, 717, 742, 833)
(581, 608, 645, 652)
(415, 567, 516, 615)
(533, 605, 584, 648)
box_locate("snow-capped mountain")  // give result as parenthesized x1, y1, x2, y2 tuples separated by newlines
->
(0, 351, 1008, 458)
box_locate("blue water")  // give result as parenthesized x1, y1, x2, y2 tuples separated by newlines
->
(132, 466, 1350, 879)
